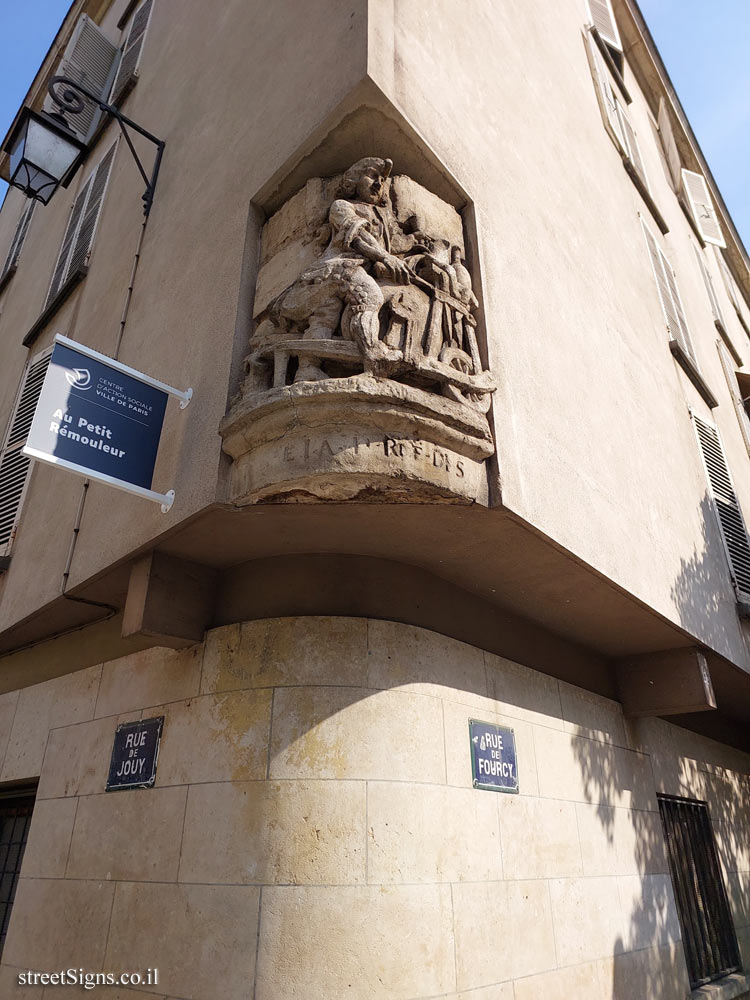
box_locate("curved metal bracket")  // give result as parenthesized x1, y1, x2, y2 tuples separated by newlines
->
(48, 75, 165, 216)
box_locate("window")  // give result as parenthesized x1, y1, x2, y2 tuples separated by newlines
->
(641, 220, 716, 404)
(45, 142, 117, 310)
(657, 97, 682, 192)
(586, 0, 622, 53)
(682, 169, 725, 248)
(717, 340, 750, 458)
(658, 795, 740, 989)
(656, 99, 726, 248)
(692, 243, 739, 354)
(0, 348, 52, 563)
(41, 15, 119, 142)
(693, 412, 750, 602)
(109, 0, 154, 106)
(0, 202, 35, 292)
(0, 791, 35, 956)
(585, 30, 666, 232)
(717, 249, 750, 338)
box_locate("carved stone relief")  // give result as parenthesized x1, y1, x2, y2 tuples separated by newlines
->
(220, 158, 496, 504)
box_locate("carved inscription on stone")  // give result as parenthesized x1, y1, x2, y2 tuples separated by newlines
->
(280, 435, 468, 479)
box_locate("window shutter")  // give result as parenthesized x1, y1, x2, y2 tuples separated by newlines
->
(641, 221, 697, 364)
(681, 169, 726, 248)
(716, 341, 750, 457)
(45, 144, 117, 307)
(67, 143, 117, 279)
(0, 202, 35, 285)
(616, 101, 649, 191)
(716, 250, 750, 337)
(657, 98, 682, 190)
(42, 15, 119, 141)
(693, 245, 725, 330)
(586, 32, 625, 152)
(693, 413, 750, 599)
(109, 0, 154, 106)
(46, 176, 92, 306)
(0, 349, 52, 554)
(586, 0, 622, 51)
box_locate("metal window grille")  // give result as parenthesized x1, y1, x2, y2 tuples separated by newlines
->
(0, 794, 34, 956)
(658, 795, 740, 989)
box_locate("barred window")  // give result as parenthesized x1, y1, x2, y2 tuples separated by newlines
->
(0, 792, 35, 956)
(658, 795, 740, 989)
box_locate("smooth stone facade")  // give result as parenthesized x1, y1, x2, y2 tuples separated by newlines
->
(0, 616, 749, 999)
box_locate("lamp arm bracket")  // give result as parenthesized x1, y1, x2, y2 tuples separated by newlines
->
(48, 75, 165, 215)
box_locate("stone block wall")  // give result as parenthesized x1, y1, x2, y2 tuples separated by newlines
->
(0, 617, 748, 999)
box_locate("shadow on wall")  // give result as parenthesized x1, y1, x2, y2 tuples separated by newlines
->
(668, 493, 745, 662)
(571, 712, 750, 998)
(571, 490, 750, 998)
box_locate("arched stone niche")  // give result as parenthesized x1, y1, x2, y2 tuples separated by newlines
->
(220, 157, 496, 504)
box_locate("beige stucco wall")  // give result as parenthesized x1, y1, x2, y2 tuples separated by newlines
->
(0, 616, 748, 999)
(0, 0, 370, 628)
(366, 0, 750, 665)
(0, 0, 748, 669)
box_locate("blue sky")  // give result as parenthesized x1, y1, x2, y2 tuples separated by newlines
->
(638, 0, 750, 250)
(0, 1, 748, 250)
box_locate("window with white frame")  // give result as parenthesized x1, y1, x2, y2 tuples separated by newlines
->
(109, 0, 154, 107)
(583, 16, 663, 228)
(41, 15, 119, 143)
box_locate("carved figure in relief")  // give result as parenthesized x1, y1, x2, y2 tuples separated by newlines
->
(246, 157, 495, 413)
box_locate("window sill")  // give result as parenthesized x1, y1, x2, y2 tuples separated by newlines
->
(22, 266, 88, 348)
(691, 971, 750, 1000)
(591, 28, 631, 103)
(625, 159, 669, 234)
(0, 264, 17, 296)
(670, 339, 718, 408)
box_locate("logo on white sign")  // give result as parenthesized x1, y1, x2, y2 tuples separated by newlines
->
(65, 367, 92, 390)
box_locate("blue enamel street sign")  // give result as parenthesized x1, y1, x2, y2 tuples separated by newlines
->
(106, 717, 164, 791)
(469, 719, 519, 793)
(23, 335, 191, 511)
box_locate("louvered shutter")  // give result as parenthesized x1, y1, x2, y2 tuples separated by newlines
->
(586, 32, 625, 152)
(46, 176, 92, 306)
(616, 102, 649, 192)
(0, 202, 35, 284)
(109, 0, 154, 106)
(657, 98, 682, 190)
(681, 170, 726, 248)
(693, 245, 725, 330)
(45, 144, 116, 307)
(67, 143, 117, 278)
(0, 349, 52, 554)
(716, 341, 750, 457)
(641, 221, 697, 364)
(42, 15, 119, 141)
(586, 0, 622, 51)
(693, 413, 750, 599)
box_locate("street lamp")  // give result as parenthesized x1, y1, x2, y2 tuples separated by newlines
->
(3, 76, 165, 215)
(5, 108, 86, 204)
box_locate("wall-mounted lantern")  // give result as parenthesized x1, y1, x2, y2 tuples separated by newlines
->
(5, 108, 86, 204)
(3, 76, 164, 215)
